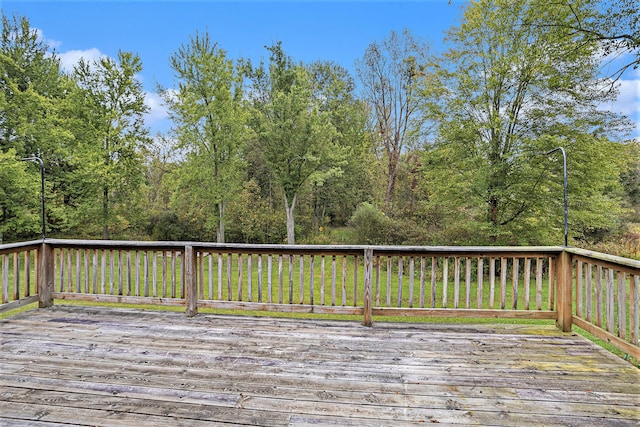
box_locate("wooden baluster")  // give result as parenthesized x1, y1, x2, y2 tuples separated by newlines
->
(453, 257, 460, 309)
(375, 256, 381, 307)
(58, 248, 64, 292)
(408, 257, 414, 309)
(585, 263, 593, 322)
(100, 249, 107, 294)
(247, 254, 253, 303)
(309, 255, 314, 306)
(524, 258, 531, 311)
(576, 260, 583, 317)
(135, 251, 140, 297)
(93, 250, 99, 294)
(84, 249, 90, 294)
(153, 251, 159, 297)
(258, 254, 263, 303)
(76, 249, 82, 293)
(2, 254, 8, 304)
(227, 254, 233, 302)
(24, 251, 31, 297)
(278, 255, 283, 304)
(67, 249, 73, 293)
(419, 256, 425, 309)
(500, 257, 507, 310)
(397, 256, 403, 308)
(431, 257, 437, 309)
(442, 258, 449, 308)
(143, 251, 149, 297)
(630, 275, 638, 345)
(595, 265, 603, 328)
(218, 253, 223, 300)
(161, 251, 167, 298)
(465, 257, 471, 309)
(299, 255, 304, 304)
(512, 258, 519, 310)
(238, 254, 243, 302)
(477, 257, 484, 309)
(341, 256, 347, 307)
(386, 257, 392, 308)
(320, 255, 325, 306)
(605, 268, 615, 334)
(118, 250, 124, 296)
(353, 256, 358, 307)
(617, 272, 626, 340)
(331, 255, 337, 306)
(169, 251, 176, 298)
(207, 253, 213, 301)
(13, 252, 19, 300)
(268, 254, 273, 303)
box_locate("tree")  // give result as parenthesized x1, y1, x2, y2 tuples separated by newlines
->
(162, 31, 248, 242)
(420, 0, 630, 245)
(539, 0, 639, 81)
(247, 43, 342, 244)
(307, 60, 375, 228)
(355, 29, 429, 213)
(74, 51, 150, 239)
(0, 13, 76, 239)
(0, 150, 41, 241)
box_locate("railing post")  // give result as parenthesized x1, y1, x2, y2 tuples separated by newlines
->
(556, 250, 573, 332)
(38, 242, 54, 308)
(363, 248, 373, 326)
(185, 245, 198, 317)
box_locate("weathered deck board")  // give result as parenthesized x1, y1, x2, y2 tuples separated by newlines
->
(1, 306, 638, 426)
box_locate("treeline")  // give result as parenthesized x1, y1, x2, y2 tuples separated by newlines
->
(1, 0, 639, 252)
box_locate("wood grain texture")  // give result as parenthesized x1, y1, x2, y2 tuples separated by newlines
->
(1, 305, 638, 426)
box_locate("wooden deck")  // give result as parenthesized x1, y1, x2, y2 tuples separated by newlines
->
(1, 306, 638, 426)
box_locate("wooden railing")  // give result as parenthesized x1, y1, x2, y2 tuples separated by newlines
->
(0, 240, 42, 314)
(568, 247, 639, 359)
(1, 239, 638, 359)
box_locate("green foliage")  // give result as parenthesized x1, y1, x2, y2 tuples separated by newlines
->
(247, 43, 345, 244)
(418, 0, 631, 245)
(162, 31, 249, 242)
(73, 50, 150, 239)
(349, 202, 398, 245)
(0, 150, 41, 240)
(225, 180, 287, 243)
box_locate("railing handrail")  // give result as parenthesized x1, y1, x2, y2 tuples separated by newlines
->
(36, 239, 566, 257)
(567, 247, 640, 270)
(0, 240, 42, 255)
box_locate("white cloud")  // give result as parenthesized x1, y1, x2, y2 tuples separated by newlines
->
(34, 27, 62, 50)
(57, 48, 106, 73)
(144, 91, 171, 134)
(607, 72, 640, 138)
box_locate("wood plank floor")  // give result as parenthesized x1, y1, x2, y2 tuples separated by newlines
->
(1, 305, 638, 426)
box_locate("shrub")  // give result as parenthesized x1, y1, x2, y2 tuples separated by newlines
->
(349, 202, 398, 245)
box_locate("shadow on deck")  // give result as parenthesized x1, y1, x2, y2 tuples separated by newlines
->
(1, 305, 638, 426)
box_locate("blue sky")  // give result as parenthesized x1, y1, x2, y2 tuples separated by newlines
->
(1, 0, 638, 138)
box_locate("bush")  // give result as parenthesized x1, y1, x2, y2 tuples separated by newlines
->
(349, 203, 398, 245)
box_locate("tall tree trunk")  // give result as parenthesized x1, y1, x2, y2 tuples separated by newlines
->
(102, 185, 109, 239)
(384, 153, 398, 213)
(284, 193, 297, 245)
(216, 201, 225, 243)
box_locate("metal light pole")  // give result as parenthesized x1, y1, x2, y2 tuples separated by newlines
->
(21, 157, 46, 240)
(545, 147, 568, 247)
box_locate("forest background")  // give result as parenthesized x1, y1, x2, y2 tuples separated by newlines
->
(0, 0, 639, 259)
